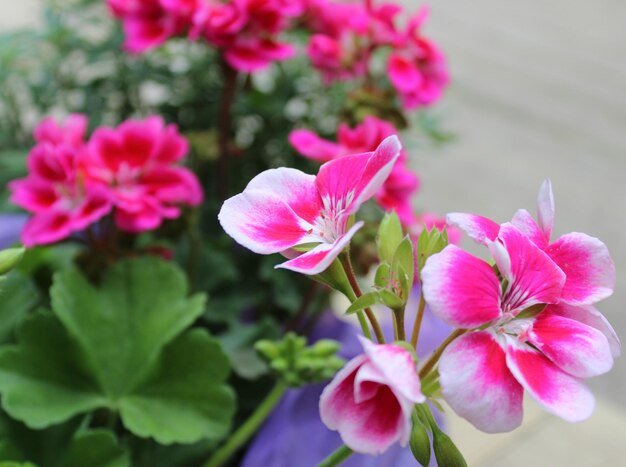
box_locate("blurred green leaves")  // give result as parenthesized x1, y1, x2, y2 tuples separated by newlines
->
(0, 258, 235, 445)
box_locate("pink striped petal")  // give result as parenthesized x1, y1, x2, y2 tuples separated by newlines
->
(546, 232, 615, 305)
(276, 222, 363, 275)
(360, 336, 424, 405)
(316, 136, 401, 216)
(421, 245, 501, 328)
(498, 223, 565, 311)
(528, 313, 613, 378)
(446, 213, 500, 246)
(511, 209, 548, 249)
(537, 179, 555, 241)
(288, 129, 343, 163)
(546, 303, 620, 358)
(505, 337, 595, 423)
(439, 331, 523, 433)
(319, 356, 406, 454)
(245, 167, 322, 224)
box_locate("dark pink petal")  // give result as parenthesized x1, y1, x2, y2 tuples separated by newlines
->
(505, 337, 595, 422)
(446, 212, 500, 246)
(316, 135, 402, 216)
(152, 124, 189, 164)
(276, 221, 363, 275)
(140, 166, 203, 206)
(498, 223, 565, 312)
(421, 245, 501, 328)
(33, 114, 87, 147)
(388, 53, 423, 93)
(360, 336, 424, 405)
(546, 303, 620, 358)
(528, 313, 613, 378)
(439, 331, 523, 433)
(21, 211, 72, 247)
(114, 197, 179, 232)
(9, 178, 59, 213)
(546, 232, 615, 305)
(71, 186, 113, 231)
(511, 209, 549, 249)
(537, 179, 555, 241)
(288, 129, 343, 162)
(245, 167, 322, 225)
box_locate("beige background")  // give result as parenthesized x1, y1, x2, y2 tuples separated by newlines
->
(2, 1, 626, 465)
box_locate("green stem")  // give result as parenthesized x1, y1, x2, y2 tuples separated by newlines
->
(341, 254, 385, 343)
(418, 329, 466, 379)
(393, 308, 406, 341)
(411, 293, 426, 349)
(317, 444, 354, 467)
(204, 381, 288, 467)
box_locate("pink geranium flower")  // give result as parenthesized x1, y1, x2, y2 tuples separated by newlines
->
(448, 179, 616, 306)
(319, 336, 425, 454)
(387, 6, 449, 109)
(9, 116, 112, 247)
(421, 223, 617, 432)
(86, 116, 203, 232)
(289, 117, 420, 227)
(218, 135, 401, 274)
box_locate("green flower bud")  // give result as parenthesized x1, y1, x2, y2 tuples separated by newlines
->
(0, 247, 25, 275)
(410, 413, 432, 467)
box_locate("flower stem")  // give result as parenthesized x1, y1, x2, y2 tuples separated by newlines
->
(411, 293, 426, 349)
(317, 444, 354, 467)
(393, 308, 406, 341)
(203, 381, 288, 467)
(341, 254, 385, 343)
(418, 329, 466, 379)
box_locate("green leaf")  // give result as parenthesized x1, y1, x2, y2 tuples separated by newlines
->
(0, 312, 105, 428)
(59, 430, 130, 467)
(392, 236, 414, 302)
(0, 274, 39, 343)
(119, 330, 235, 445)
(0, 248, 25, 275)
(377, 212, 403, 263)
(374, 263, 391, 289)
(50, 257, 206, 397)
(0, 258, 235, 444)
(345, 290, 403, 314)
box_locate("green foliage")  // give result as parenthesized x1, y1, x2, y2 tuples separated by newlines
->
(0, 274, 39, 343)
(409, 411, 431, 467)
(377, 212, 403, 263)
(0, 258, 235, 445)
(0, 248, 24, 276)
(417, 227, 449, 274)
(255, 333, 345, 387)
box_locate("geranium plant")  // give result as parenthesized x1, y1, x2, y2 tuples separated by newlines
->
(0, 1, 618, 466)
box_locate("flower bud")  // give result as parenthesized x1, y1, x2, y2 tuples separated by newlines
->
(0, 247, 24, 275)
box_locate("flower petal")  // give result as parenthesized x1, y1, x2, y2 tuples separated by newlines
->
(505, 337, 595, 423)
(421, 245, 501, 328)
(315, 136, 401, 216)
(21, 211, 72, 247)
(546, 303, 621, 358)
(511, 208, 548, 249)
(545, 232, 615, 305)
(498, 223, 565, 311)
(439, 331, 523, 433)
(359, 336, 425, 405)
(528, 313, 613, 378)
(276, 221, 363, 275)
(288, 129, 343, 162)
(446, 212, 500, 246)
(537, 179, 555, 241)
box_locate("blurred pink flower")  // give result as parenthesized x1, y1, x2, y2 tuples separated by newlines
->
(387, 6, 449, 109)
(10, 116, 112, 247)
(86, 116, 202, 232)
(319, 336, 425, 454)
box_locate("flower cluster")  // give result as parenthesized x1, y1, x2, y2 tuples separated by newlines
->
(108, 0, 301, 72)
(303, 2, 449, 109)
(10, 115, 202, 246)
(422, 180, 619, 432)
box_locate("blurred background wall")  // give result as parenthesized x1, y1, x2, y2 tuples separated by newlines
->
(1, 1, 625, 465)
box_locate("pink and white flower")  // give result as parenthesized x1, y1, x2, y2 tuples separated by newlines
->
(421, 222, 617, 432)
(448, 179, 616, 306)
(319, 336, 425, 454)
(85, 116, 202, 232)
(218, 135, 402, 274)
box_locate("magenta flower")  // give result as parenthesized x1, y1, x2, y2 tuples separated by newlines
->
(290, 117, 420, 228)
(387, 6, 449, 110)
(319, 336, 425, 455)
(421, 223, 617, 432)
(85, 116, 202, 232)
(9, 116, 112, 247)
(218, 135, 401, 274)
(448, 179, 616, 306)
